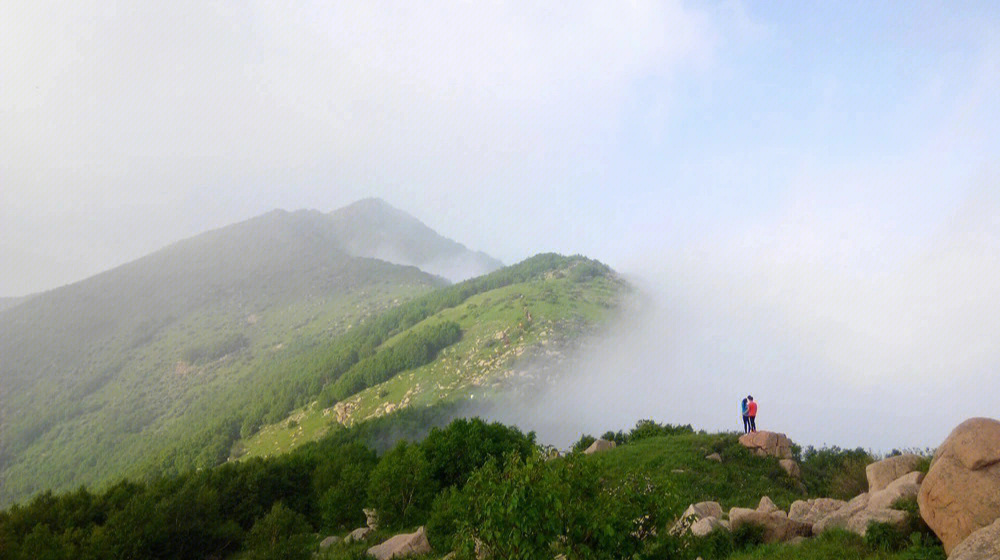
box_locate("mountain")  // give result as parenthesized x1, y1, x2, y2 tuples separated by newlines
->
(328, 198, 503, 281)
(236, 253, 625, 459)
(0, 296, 26, 314)
(0, 204, 476, 503)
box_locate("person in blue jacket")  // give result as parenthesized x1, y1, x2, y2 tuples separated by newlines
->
(741, 397, 750, 434)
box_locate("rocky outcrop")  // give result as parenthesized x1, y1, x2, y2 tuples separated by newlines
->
(738, 431, 793, 460)
(729, 511, 811, 544)
(866, 453, 922, 492)
(812, 493, 870, 534)
(948, 518, 1000, 560)
(690, 516, 727, 537)
(789, 498, 846, 526)
(366, 526, 432, 559)
(811, 482, 911, 537)
(918, 417, 1000, 554)
(583, 439, 616, 455)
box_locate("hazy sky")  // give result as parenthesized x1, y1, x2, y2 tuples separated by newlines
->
(3, 2, 999, 447)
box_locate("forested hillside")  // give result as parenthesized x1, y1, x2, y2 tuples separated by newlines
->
(0, 204, 471, 504)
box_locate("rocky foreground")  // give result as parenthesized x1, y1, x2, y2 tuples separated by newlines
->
(330, 417, 1000, 560)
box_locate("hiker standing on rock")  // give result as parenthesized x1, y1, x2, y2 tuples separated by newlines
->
(747, 395, 757, 432)
(741, 397, 750, 434)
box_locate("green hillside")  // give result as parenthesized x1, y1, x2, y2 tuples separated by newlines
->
(238, 256, 623, 459)
(0, 414, 945, 560)
(0, 202, 500, 505)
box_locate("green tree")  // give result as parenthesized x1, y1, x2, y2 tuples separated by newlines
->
(366, 441, 435, 529)
(242, 502, 314, 560)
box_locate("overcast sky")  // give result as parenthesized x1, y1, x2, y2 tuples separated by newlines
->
(3, 1, 999, 448)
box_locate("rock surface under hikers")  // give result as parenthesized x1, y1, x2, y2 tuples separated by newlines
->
(918, 417, 1000, 554)
(738, 431, 793, 460)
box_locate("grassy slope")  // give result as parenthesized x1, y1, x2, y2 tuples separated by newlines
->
(240, 267, 624, 459)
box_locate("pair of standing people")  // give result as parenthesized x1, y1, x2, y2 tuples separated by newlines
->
(741, 395, 757, 434)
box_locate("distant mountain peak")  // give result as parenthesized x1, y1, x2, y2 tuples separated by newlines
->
(328, 198, 502, 282)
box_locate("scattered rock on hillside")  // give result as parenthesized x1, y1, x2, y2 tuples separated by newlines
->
(756, 496, 780, 515)
(789, 498, 846, 526)
(738, 431, 793, 459)
(705, 452, 722, 462)
(812, 493, 870, 534)
(671, 501, 723, 535)
(867, 453, 923, 492)
(584, 439, 616, 455)
(948, 518, 1000, 560)
(918, 417, 1000, 554)
(690, 516, 727, 537)
(320, 536, 340, 548)
(364, 508, 379, 530)
(345, 526, 373, 543)
(779, 459, 801, 478)
(845, 508, 908, 536)
(366, 526, 432, 559)
(729, 511, 811, 544)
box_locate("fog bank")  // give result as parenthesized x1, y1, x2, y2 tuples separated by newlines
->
(484, 186, 1000, 452)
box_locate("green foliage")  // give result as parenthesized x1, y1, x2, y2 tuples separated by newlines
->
(420, 418, 537, 489)
(326, 321, 462, 401)
(572, 434, 597, 453)
(182, 332, 250, 364)
(865, 521, 907, 552)
(365, 441, 435, 530)
(425, 486, 467, 553)
(241, 502, 314, 560)
(457, 453, 660, 560)
(313, 443, 378, 530)
(799, 446, 873, 499)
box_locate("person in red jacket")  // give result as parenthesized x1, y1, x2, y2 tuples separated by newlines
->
(747, 395, 757, 432)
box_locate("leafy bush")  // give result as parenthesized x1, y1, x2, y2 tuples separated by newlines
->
(365, 441, 435, 530)
(425, 487, 467, 553)
(241, 502, 314, 560)
(799, 446, 872, 499)
(864, 521, 907, 551)
(313, 443, 378, 530)
(731, 521, 766, 550)
(420, 418, 536, 489)
(572, 434, 596, 453)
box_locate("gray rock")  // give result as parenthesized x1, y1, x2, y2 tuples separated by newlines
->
(690, 516, 727, 537)
(705, 453, 722, 462)
(729, 511, 812, 543)
(867, 471, 923, 510)
(779, 459, 801, 478)
(671, 501, 724, 535)
(345, 526, 372, 543)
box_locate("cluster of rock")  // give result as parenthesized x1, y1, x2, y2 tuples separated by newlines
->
(319, 508, 432, 559)
(918, 417, 1000, 558)
(675, 418, 1000, 559)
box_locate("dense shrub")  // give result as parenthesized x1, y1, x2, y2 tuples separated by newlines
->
(241, 502, 314, 560)
(365, 441, 435, 530)
(313, 443, 378, 530)
(420, 418, 536, 489)
(798, 446, 872, 499)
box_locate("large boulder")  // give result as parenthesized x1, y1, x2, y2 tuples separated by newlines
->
(948, 518, 1000, 560)
(367, 526, 432, 560)
(779, 459, 801, 479)
(918, 417, 1000, 553)
(866, 454, 923, 492)
(845, 508, 908, 537)
(346, 526, 373, 543)
(756, 496, 780, 515)
(671, 501, 723, 535)
(728, 511, 811, 544)
(738, 431, 793, 460)
(789, 498, 846, 526)
(813, 493, 870, 534)
(583, 439, 616, 455)
(690, 516, 727, 537)
(867, 471, 923, 510)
